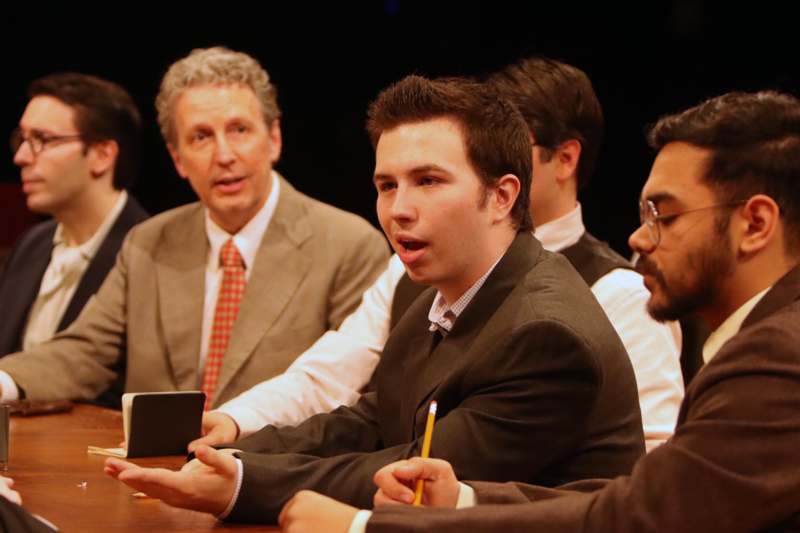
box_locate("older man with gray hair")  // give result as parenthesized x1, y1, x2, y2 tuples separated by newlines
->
(0, 47, 388, 408)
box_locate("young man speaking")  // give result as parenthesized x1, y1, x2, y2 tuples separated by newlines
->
(106, 75, 643, 524)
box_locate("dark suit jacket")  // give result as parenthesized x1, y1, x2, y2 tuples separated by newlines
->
(367, 265, 800, 533)
(0, 195, 148, 356)
(225, 233, 644, 524)
(0, 498, 56, 533)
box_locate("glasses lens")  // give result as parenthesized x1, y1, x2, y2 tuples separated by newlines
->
(645, 201, 660, 246)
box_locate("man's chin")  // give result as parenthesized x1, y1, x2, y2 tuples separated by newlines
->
(646, 296, 697, 323)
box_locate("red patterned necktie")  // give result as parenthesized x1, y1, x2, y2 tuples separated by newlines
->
(202, 238, 246, 410)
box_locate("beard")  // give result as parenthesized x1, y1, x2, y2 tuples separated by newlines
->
(636, 223, 735, 322)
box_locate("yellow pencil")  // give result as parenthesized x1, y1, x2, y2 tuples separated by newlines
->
(413, 400, 438, 506)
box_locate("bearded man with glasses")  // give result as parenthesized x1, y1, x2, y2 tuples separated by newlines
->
(0, 74, 148, 409)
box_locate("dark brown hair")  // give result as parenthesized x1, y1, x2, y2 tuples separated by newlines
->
(487, 57, 604, 190)
(648, 90, 800, 251)
(367, 75, 532, 232)
(28, 72, 142, 190)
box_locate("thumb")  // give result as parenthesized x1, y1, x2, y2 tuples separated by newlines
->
(194, 445, 235, 474)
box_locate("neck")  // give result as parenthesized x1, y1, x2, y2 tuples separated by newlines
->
(57, 186, 122, 246)
(437, 228, 516, 305)
(531, 193, 577, 227)
(700, 252, 798, 330)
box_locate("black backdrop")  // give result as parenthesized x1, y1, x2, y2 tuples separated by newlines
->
(2, 1, 797, 255)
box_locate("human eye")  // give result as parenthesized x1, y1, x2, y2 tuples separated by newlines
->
(374, 178, 396, 193)
(418, 175, 440, 186)
(189, 129, 210, 144)
(229, 122, 250, 136)
(657, 213, 679, 226)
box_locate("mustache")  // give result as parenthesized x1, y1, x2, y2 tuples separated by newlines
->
(634, 255, 666, 286)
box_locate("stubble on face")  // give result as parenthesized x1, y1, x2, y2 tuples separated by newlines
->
(636, 214, 736, 322)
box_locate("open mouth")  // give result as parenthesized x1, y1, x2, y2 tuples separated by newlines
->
(398, 238, 426, 252)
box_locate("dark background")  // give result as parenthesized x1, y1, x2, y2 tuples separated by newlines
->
(2, 1, 796, 255)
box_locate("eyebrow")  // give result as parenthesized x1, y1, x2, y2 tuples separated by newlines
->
(373, 164, 451, 183)
(642, 191, 678, 205)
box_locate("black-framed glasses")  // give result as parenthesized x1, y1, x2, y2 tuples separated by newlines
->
(10, 128, 83, 156)
(639, 199, 746, 247)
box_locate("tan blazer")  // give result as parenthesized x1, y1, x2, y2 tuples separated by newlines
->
(0, 178, 389, 408)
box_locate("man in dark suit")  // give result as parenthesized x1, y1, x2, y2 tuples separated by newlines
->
(279, 90, 800, 533)
(105, 75, 644, 524)
(0, 73, 147, 406)
(0, 73, 147, 356)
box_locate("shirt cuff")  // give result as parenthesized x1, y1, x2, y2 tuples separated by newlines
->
(217, 457, 244, 520)
(456, 482, 476, 508)
(348, 510, 373, 533)
(216, 403, 256, 437)
(0, 371, 20, 402)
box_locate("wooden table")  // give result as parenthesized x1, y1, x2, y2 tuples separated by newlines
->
(6, 404, 277, 532)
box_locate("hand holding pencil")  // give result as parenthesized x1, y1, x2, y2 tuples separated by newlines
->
(372, 401, 462, 509)
(414, 401, 438, 505)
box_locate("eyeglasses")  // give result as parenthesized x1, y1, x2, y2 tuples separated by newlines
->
(639, 199, 745, 247)
(10, 128, 83, 156)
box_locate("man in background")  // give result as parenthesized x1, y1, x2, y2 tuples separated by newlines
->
(0, 73, 148, 406)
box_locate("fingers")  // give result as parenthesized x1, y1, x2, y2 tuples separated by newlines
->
(187, 434, 216, 453)
(194, 444, 236, 475)
(374, 488, 412, 507)
(373, 461, 416, 505)
(103, 458, 139, 478)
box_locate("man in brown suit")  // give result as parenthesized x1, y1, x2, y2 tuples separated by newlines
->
(278, 90, 800, 533)
(0, 47, 388, 408)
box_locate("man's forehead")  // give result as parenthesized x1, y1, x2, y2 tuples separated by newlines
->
(20, 95, 76, 130)
(375, 118, 468, 173)
(641, 142, 713, 202)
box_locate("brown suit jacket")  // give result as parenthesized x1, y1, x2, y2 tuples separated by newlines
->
(0, 178, 388, 408)
(224, 233, 643, 523)
(368, 265, 800, 533)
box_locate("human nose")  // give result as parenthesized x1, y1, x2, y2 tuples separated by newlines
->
(213, 134, 236, 166)
(629, 223, 655, 257)
(389, 185, 416, 223)
(13, 139, 34, 167)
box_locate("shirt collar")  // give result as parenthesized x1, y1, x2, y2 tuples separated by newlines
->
(533, 202, 584, 252)
(427, 255, 501, 334)
(205, 172, 280, 272)
(702, 286, 771, 363)
(52, 190, 128, 260)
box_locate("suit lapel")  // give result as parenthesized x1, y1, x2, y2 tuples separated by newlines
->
(742, 265, 800, 328)
(213, 180, 313, 403)
(156, 205, 207, 389)
(396, 233, 542, 439)
(59, 196, 148, 331)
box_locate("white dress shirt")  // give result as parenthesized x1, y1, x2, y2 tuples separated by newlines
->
(200, 173, 280, 376)
(0, 191, 128, 401)
(22, 190, 129, 350)
(219, 203, 684, 453)
(702, 287, 770, 363)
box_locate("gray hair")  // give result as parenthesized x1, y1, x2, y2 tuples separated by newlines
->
(156, 46, 281, 144)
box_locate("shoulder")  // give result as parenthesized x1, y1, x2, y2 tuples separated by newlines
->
(2, 218, 57, 265)
(122, 202, 203, 246)
(279, 180, 385, 246)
